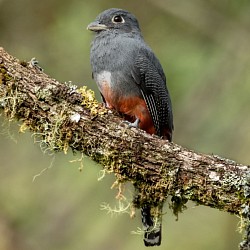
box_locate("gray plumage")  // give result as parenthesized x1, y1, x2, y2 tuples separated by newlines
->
(87, 8, 173, 246)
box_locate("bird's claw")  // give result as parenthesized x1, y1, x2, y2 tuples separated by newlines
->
(29, 57, 43, 72)
(122, 118, 140, 128)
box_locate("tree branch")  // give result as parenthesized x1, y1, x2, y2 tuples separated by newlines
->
(0, 47, 249, 248)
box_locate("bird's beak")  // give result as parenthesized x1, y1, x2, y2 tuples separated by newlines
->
(87, 21, 108, 31)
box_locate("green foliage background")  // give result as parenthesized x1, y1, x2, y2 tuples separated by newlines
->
(0, 0, 249, 249)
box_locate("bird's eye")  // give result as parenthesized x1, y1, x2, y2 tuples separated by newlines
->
(112, 15, 125, 23)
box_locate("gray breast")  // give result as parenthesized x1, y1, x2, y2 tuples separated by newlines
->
(91, 33, 142, 97)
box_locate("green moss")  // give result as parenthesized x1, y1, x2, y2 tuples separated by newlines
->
(34, 85, 53, 101)
(19, 60, 28, 67)
(0, 64, 12, 84)
(239, 170, 250, 249)
(78, 86, 106, 116)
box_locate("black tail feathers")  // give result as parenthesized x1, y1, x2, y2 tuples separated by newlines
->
(141, 205, 162, 246)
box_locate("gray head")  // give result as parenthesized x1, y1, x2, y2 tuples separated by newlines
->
(87, 8, 141, 34)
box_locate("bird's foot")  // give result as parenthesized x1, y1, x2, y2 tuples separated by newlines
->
(122, 118, 140, 128)
(29, 58, 43, 72)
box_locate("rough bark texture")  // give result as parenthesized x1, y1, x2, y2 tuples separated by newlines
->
(0, 47, 250, 248)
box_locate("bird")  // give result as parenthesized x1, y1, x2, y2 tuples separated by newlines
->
(87, 8, 173, 246)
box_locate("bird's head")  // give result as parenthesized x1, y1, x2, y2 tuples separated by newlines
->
(87, 8, 141, 34)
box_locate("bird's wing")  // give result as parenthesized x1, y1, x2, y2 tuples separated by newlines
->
(131, 47, 173, 139)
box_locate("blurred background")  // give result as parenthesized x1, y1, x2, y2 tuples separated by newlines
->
(0, 0, 249, 249)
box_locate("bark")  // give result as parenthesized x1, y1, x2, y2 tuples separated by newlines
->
(0, 47, 249, 248)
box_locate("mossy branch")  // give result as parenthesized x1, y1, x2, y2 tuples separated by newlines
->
(0, 47, 249, 249)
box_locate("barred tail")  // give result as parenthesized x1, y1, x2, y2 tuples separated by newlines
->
(141, 205, 162, 246)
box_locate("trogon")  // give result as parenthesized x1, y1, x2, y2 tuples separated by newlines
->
(87, 8, 173, 246)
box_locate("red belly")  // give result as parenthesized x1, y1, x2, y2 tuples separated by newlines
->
(101, 82, 156, 135)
